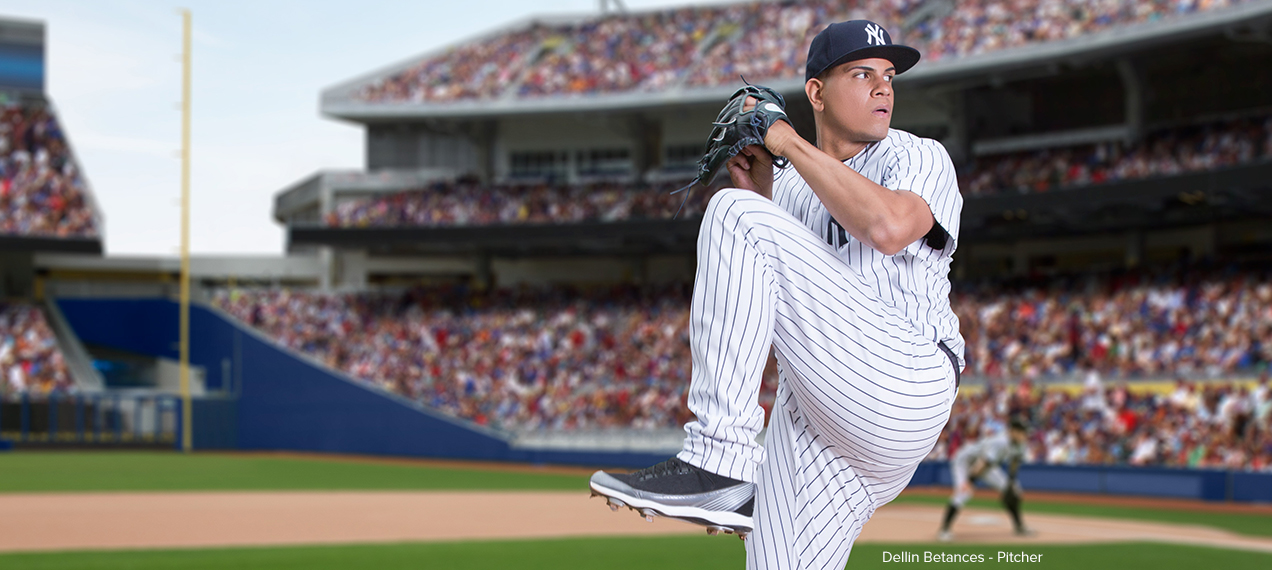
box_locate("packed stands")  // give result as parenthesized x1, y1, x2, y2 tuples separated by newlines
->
(357, 0, 1256, 103)
(322, 112, 1272, 229)
(0, 303, 73, 396)
(928, 376, 1272, 471)
(0, 100, 97, 239)
(955, 264, 1272, 381)
(324, 180, 709, 228)
(213, 284, 753, 431)
(215, 261, 1270, 445)
(963, 113, 1272, 197)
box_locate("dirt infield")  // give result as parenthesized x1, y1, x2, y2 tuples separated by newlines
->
(2, 491, 1271, 554)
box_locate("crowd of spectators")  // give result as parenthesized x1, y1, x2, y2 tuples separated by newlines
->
(517, 8, 715, 97)
(358, 0, 1252, 103)
(325, 112, 1272, 229)
(928, 374, 1272, 471)
(216, 259, 1269, 425)
(0, 100, 97, 239)
(213, 284, 781, 432)
(956, 264, 1272, 381)
(0, 303, 73, 396)
(325, 179, 710, 228)
(963, 113, 1272, 197)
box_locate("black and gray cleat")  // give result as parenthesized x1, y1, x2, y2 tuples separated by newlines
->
(589, 457, 754, 536)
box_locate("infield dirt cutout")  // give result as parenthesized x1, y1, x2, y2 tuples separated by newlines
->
(2, 491, 1272, 554)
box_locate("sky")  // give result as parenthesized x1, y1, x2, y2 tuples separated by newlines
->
(0, 0, 723, 256)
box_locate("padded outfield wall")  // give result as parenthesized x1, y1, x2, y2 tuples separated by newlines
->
(53, 297, 1272, 501)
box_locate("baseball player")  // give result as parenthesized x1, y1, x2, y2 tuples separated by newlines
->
(590, 20, 963, 569)
(938, 418, 1032, 541)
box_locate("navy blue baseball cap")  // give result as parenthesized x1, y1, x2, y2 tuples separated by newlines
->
(805, 20, 921, 82)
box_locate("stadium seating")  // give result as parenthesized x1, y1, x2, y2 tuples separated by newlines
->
(0, 303, 73, 395)
(963, 113, 1272, 197)
(0, 100, 97, 239)
(928, 376, 1272, 471)
(324, 180, 707, 228)
(213, 262, 1272, 470)
(357, 0, 1253, 103)
(322, 112, 1272, 229)
(955, 264, 1272, 380)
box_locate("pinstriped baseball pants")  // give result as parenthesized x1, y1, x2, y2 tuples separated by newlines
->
(675, 188, 958, 569)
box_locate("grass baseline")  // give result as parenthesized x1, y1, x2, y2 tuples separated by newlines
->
(0, 538, 1268, 570)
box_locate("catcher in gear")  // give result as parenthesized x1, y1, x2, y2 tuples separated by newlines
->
(939, 418, 1033, 541)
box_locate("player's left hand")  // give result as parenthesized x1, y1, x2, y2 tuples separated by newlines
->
(742, 96, 796, 156)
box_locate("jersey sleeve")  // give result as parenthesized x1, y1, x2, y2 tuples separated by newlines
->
(881, 139, 963, 257)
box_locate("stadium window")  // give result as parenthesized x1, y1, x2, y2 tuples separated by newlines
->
(664, 144, 704, 172)
(575, 148, 632, 177)
(509, 150, 569, 181)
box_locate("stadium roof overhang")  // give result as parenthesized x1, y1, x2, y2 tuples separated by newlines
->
(0, 235, 102, 255)
(319, 2, 1272, 123)
(963, 161, 1272, 242)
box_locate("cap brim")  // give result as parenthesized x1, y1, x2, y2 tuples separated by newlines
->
(808, 45, 921, 81)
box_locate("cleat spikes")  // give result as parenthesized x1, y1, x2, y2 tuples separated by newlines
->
(706, 526, 722, 536)
(639, 508, 658, 522)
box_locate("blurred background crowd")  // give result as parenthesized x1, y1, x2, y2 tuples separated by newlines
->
(0, 303, 73, 396)
(963, 113, 1272, 197)
(323, 111, 1272, 229)
(325, 179, 707, 228)
(205, 259, 1272, 472)
(0, 101, 97, 239)
(358, 0, 1250, 103)
(928, 375, 1272, 471)
(955, 264, 1272, 380)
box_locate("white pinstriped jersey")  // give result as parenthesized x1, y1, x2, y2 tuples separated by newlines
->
(771, 128, 965, 367)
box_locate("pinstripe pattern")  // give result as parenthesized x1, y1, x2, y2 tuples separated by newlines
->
(674, 128, 963, 569)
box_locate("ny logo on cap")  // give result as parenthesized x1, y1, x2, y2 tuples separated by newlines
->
(864, 23, 887, 46)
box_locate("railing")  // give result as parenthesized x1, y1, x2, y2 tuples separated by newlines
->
(0, 393, 181, 448)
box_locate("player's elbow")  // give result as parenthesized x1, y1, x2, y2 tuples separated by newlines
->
(865, 222, 914, 256)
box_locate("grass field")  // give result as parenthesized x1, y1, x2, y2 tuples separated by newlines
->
(0, 538, 1268, 570)
(0, 452, 585, 492)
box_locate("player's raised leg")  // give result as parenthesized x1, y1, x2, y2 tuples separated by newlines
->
(590, 188, 957, 552)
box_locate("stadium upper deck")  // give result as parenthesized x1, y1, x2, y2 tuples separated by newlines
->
(0, 18, 102, 252)
(321, 0, 1272, 120)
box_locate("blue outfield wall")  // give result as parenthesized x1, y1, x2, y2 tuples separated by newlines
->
(55, 297, 1272, 497)
(55, 297, 663, 467)
(909, 461, 1271, 502)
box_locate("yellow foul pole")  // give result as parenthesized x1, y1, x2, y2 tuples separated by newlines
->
(179, 9, 193, 452)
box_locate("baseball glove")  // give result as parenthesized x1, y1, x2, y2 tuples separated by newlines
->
(672, 83, 792, 217)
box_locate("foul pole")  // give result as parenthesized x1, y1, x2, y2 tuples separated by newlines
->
(178, 9, 193, 452)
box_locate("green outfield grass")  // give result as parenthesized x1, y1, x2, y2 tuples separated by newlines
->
(0, 538, 1268, 570)
(0, 452, 587, 493)
(891, 493, 1272, 538)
